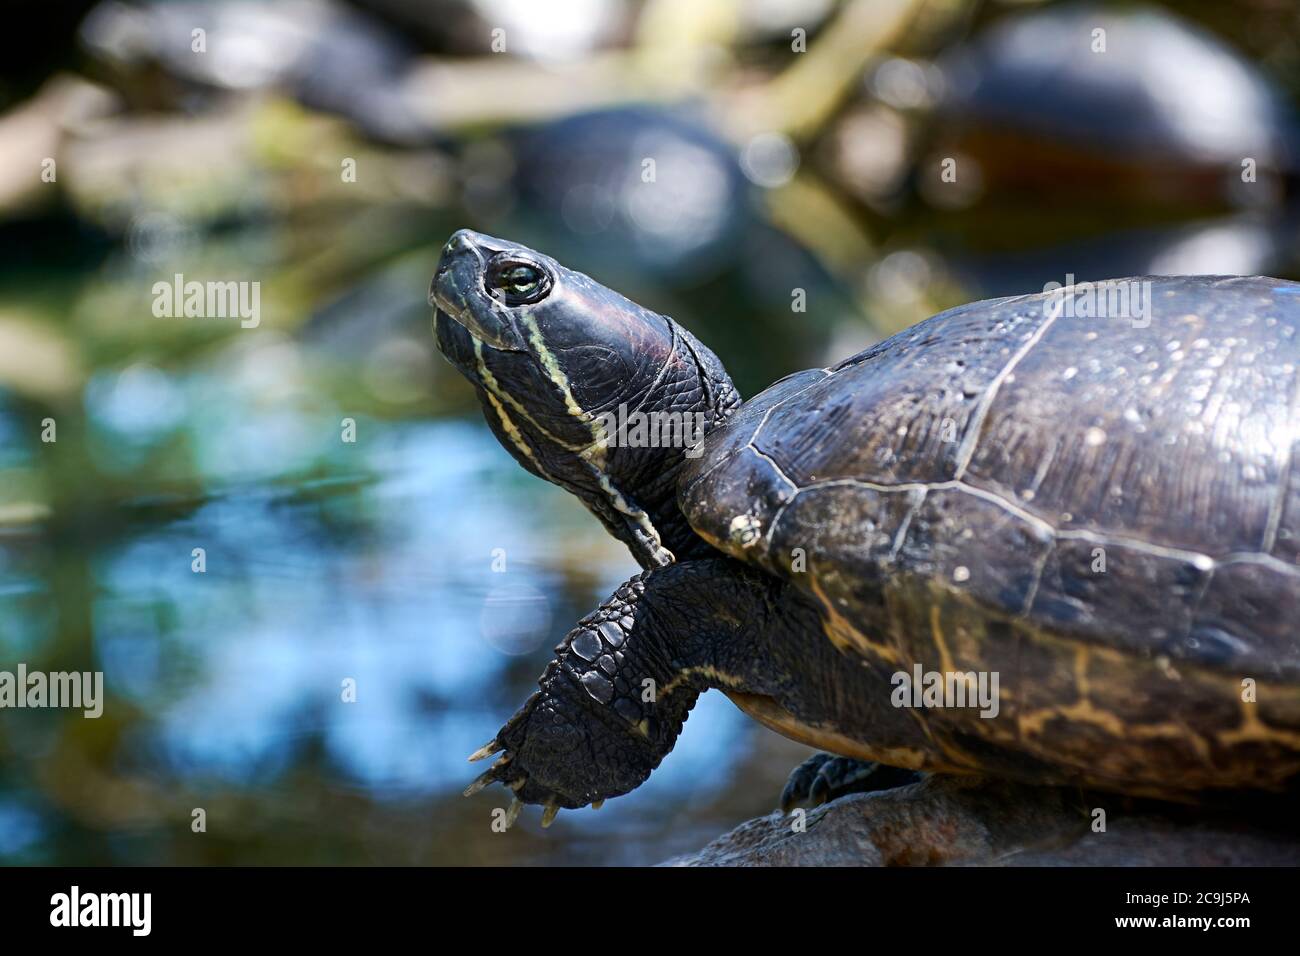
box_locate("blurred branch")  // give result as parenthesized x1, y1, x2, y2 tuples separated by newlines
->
(632, 0, 741, 96)
(764, 171, 876, 274)
(401, 52, 672, 131)
(0, 75, 115, 215)
(0, 312, 83, 401)
(719, 0, 923, 141)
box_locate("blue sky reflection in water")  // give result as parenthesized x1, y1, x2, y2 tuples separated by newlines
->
(0, 343, 760, 863)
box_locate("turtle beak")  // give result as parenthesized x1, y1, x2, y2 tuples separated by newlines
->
(431, 229, 527, 352)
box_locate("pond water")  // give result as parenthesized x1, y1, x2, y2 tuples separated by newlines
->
(0, 221, 820, 865)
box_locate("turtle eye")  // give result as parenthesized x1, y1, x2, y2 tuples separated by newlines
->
(487, 258, 552, 305)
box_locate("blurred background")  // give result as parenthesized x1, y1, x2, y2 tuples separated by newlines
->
(0, 0, 1297, 865)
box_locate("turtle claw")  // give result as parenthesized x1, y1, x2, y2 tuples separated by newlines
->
(779, 753, 828, 813)
(780, 754, 922, 812)
(467, 738, 503, 762)
(463, 754, 513, 796)
(462, 638, 651, 819)
(540, 802, 560, 828)
(463, 770, 496, 798)
(463, 739, 598, 822)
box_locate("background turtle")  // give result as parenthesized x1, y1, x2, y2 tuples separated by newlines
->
(432, 228, 1300, 827)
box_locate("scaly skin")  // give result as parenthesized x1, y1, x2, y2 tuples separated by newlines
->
(466, 560, 767, 816)
(465, 558, 951, 820)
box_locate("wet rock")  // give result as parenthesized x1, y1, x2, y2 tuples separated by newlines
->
(665, 775, 1300, 866)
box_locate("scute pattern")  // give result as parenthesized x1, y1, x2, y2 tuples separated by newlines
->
(760, 293, 1040, 486)
(964, 276, 1298, 556)
(1029, 537, 1211, 658)
(679, 276, 1300, 677)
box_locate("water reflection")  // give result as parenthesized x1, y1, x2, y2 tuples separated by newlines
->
(1, 356, 759, 862)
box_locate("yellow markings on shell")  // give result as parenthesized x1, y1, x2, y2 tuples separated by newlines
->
(1017, 646, 1127, 739)
(725, 691, 948, 774)
(928, 604, 957, 676)
(1014, 643, 1217, 758)
(796, 578, 986, 770)
(996, 625, 1300, 789)
(1126, 720, 1214, 766)
(1217, 695, 1300, 751)
(917, 604, 993, 770)
(807, 576, 901, 664)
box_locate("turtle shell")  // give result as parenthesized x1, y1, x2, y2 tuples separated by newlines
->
(680, 275, 1300, 683)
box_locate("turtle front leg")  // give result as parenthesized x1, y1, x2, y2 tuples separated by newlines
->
(466, 558, 776, 824)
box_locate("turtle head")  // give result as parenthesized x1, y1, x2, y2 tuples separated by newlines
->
(433, 229, 739, 568)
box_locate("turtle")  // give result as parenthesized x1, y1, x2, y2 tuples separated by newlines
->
(431, 228, 1300, 828)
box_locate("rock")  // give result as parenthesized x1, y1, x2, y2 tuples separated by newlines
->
(664, 775, 1300, 866)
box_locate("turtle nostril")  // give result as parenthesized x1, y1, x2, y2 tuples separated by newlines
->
(446, 229, 480, 255)
(435, 230, 480, 282)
